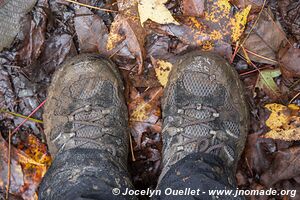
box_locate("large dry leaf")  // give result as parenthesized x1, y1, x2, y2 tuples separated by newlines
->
(181, 0, 205, 16)
(138, 0, 179, 26)
(148, 0, 251, 57)
(242, 9, 286, 64)
(74, 7, 109, 54)
(264, 103, 300, 141)
(107, 2, 146, 74)
(255, 68, 281, 99)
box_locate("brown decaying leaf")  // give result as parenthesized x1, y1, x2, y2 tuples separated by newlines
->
(182, 0, 205, 17)
(128, 86, 162, 148)
(242, 9, 287, 64)
(278, 0, 300, 41)
(278, 43, 300, 78)
(147, 0, 250, 58)
(244, 133, 275, 174)
(260, 146, 300, 187)
(0, 133, 51, 200)
(107, 2, 146, 74)
(128, 86, 162, 187)
(232, 0, 264, 13)
(74, 7, 109, 54)
(38, 33, 76, 75)
(0, 135, 24, 199)
(16, 0, 48, 66)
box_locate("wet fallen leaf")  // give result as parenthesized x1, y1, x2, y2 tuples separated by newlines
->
(74, 7, 109, 54)
(16, 0, 48, 66)
(107, 2, 146, 74)
(138, 0, 179, 26)
(130, 87, 163, 122)
(278, 0, 300, 41)
(148, 0, 251, 57)
(0, 133, 51, 200)
(255, 68, 281, 99)
(278, 43, 300, 78)
(37, 33, 76, 76)
(0, 135, 24, 199)
(242, 9, 286, 64)
(244, 133, 275, 174)
(181, 0, 205, 16)
(232, 0, 264, 13)
(151, 58, 173, 87)
(261, 146, 300, 187)
(264, 103, 300, 141)
(128, 86, 162, 188)
(19, 134, 51, 200)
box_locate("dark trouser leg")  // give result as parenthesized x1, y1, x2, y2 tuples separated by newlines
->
(39, 149, 136, 200)
(154, 153, 244, 200)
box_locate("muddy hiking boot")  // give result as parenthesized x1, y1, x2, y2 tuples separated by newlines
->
(39, 54, 135, 199)
(0, 0, 37, 51)
(158, 51, 249, 187)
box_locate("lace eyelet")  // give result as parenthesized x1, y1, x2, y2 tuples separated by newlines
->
(102, 109, 110, 114)
(196, 104, 202, 110)
(102, 128, 110, 132)
(68, 115, 75, 122)
(212, 112, 219, 117)
(84, 105, 91, 112)
(177, 109, 184, 114)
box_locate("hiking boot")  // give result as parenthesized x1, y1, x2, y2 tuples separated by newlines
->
(43, 54, 129, 165)
(40, 54, 136, 199)
(0, 0, 37, 51)
(159, 51, 249, 180)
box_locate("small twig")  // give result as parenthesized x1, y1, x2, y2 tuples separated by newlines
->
(0, 109, 43, 124)
(234, 44, 278, 64)
(5, 131, 12, 200)
(230, 41, 240, 63)
(63, 0, 118, 12)
(129, 132, 136, 161)
(11, 99, 47, 135)
(245, 158, 253, 177)
(241, 45, 253, 65)
(289, 92, 300, 104)
(240, 66, 272, 76)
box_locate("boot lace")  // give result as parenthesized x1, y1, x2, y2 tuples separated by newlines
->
(163, 103, 237, 162)
(52, 104, 118, 155)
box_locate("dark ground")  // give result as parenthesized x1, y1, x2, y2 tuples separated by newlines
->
(0, 0, 300, 199)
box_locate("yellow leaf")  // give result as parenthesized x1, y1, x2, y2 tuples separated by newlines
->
(131, 103, 152, 121)
(138, 0, 179, 26)
(154, 59, 173, 87)
(264, 103, 300, 141)
(230, 5, 251, 42)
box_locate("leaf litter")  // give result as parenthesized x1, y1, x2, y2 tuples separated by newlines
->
(0, 0, 299, 199)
